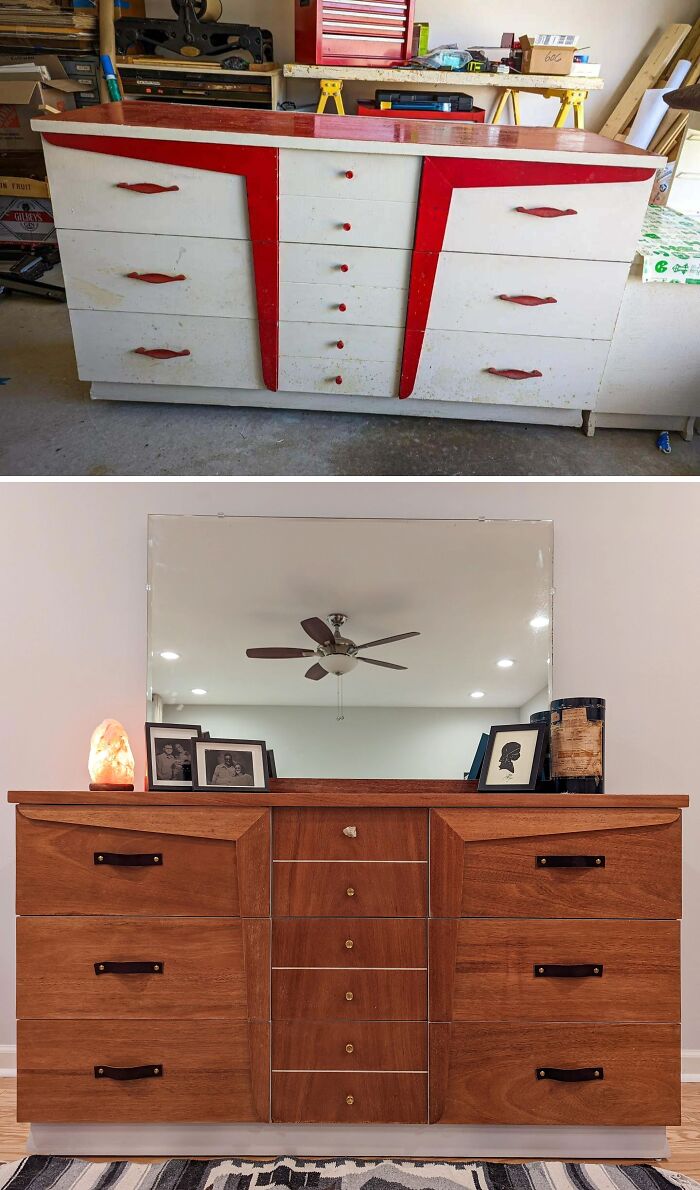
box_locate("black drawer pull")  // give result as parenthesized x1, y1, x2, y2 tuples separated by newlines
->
(94, 1064, 163, 1080)
(536, 855, 605, 868)
(536, 1066, 604, 1082)
(94, 852, 162, 866)
(94, 961, 164, 975)
(534, 963, 602, 978)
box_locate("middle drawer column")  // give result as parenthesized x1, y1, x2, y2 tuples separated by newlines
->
(271, 807, 428, 1123)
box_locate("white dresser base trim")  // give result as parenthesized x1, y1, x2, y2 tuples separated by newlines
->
(27, 1124, 669, 1161)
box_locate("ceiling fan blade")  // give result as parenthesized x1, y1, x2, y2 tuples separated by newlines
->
(246, 647, 315, 659)
(355, 631, 420, 650)
(305, 662, 329, 680)
(301, 617, 334, 646)
(359, 656, 408, 671)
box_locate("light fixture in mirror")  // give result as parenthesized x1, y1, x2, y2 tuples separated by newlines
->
(147, 517, 553, 780)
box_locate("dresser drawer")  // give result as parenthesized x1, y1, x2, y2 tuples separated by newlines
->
(442, 179, 652, 263)
(16, 807, 270, 917)
(281, 195, 417, 250)
(274, 808, 427, 860)
(280, 283, 408, 328)
(272, 1071, 427, 1123)
(279, 321, 404, 363)
(430, 919, 680, 1023)
(69, 310, 263, 388)
(43, 140, 250, 239)
(428, 254, 630, 341)
(429, 1022, 680, 1125)
(272, 968, 426, 1021)
(273, 1022, 427, 1071)
(17, 1019, 269, 1123)
(430, 809, 682, 919)
(273, 918, 426, 968)
(278, 355, 399, 398)
(273, 861, 426, 916)
(280, 149, 421, 204)
(280, 242, 411, 288)
(17, 917, 269, 1020)
(58, 230, 256, 318)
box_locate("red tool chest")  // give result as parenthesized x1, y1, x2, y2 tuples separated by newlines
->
(295, 0, 416, 67)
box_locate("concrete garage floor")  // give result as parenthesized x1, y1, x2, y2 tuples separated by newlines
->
(1, 297, 698, 477)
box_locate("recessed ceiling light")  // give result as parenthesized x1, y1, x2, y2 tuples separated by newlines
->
(159, 650, 180, 661)
(530, 615, 550, 630)
(191, 688, 207, 696)
(470, 690, 485, 699)
(497, 658, 515, 668)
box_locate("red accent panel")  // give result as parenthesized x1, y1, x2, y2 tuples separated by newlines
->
(116, 182, 179, 193)
(44, 131, 279, 392)
(516, 205, 577, 218)
(127, 272, 186, 284)
(134, 347, 191, 359)
(399, 155, 655, 399)
(498, 294, 557, 306)
(486, 368, 543, 380)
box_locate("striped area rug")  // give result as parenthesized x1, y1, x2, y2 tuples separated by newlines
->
(0, 1157, 698, 1190)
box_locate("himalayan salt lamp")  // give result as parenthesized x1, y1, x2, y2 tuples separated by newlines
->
(88, 719, 135, 791)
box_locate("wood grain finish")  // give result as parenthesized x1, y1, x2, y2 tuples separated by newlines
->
(273, 860, 427, 917)
(272, 968, 426, 1021)
(272, 1071, 427, 1123)
(273, 918, 426, 968)
(429, 1022, 681, 1126)
(430, 809, 682, 919)
(16, 808, 270, 917)
(273, 808, 427, 859)
(17, 1019, 270, 1123)
(429, 919, 680, 1023)
(17, 917, 270, 1020)
(272, 1021, 427, 1071)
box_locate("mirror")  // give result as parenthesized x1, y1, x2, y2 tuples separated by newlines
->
(147, 516, 553, 779)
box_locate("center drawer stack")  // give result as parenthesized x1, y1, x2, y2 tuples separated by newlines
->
(271, 807, 429, 1122)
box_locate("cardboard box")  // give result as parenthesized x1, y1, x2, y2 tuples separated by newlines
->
(0, 59, 85, 153)
(519, 36, 577, 76)
(0, 192, 56, 242)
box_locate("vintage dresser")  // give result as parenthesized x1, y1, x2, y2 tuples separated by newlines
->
(31, 105, 663, 429)
(9, 783, 685, 1158)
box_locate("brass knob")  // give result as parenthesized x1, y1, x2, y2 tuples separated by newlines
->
(342, 826, 357, 838)
(153, 855, 160, 863)
(345, 939, 354, 949)
(346, 1095, 354, 1105)
(345, 991, 354, 1000)
(346, 887, 355, 897)
(345, 1043, 354, 1054)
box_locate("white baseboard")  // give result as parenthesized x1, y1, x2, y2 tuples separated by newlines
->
(0, 1045, 16, 1077)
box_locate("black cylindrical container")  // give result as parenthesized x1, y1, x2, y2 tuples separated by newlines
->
(530, 709, 555, 789)
(550, 696, 606, 794)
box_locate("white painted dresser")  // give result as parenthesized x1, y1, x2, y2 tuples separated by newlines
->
(33, 104, 662, 427)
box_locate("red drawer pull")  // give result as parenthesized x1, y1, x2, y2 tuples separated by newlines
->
(116, 182, 179, 194)
(127, 272, 187, 284)
(340, 264, 350, 272)
(487, 367, 542, 380)
(338, 303, 347, 312)
(498, 294, 557, 306)
(134, 347, 191, 360)
(345, 171, 354, 179)
(515, 206, 577, 218)
(342, 223, 352, 231)
(335, 375, 343, 384)
(337, 340, 345, 349)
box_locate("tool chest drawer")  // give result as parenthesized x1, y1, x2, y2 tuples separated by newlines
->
(280, 283, 408, 328)
(42, 141, 250, 240)
(274, 808, 428, 859)
(278, 354, 399, 398)
(411, 329, 610, 409)
(280, 194, 418, 250)
(272, 1070, 427, 1124)
(273, 859, 427, 916)
(273, 918, 427, 967)
(273, 1021, 427, 1072)
(272, 967, 427, 1021)
(429, 1022, 680, 1126)
(280, 242, 411, 289)
(280, 149, 421, 204)
(58, 230, 256, 319)
(17, 1019, 269, 1123)
(428, 254, 630, 341)
(442, 180, 653, 263)
(69, 310, 263, 388)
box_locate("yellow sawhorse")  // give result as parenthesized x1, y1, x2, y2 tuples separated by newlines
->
(492, 86, 589, 129)
(317, 78, 345, 114)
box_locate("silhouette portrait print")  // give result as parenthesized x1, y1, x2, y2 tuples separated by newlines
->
(499, 741, 521, 774)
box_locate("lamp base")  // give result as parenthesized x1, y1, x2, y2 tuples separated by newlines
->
(89, 783, 135, 791)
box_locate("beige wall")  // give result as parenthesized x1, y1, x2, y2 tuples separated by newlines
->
(1, 481, 698, 1055)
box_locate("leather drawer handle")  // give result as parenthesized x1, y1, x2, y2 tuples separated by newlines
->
(95, 1064, 163, 1080)
(133, 347, 191, 360)
(94, 852, 162, 866)
(516, 205, 577, 218)
(537, 855, 605, 868)
(536, 1067, 603, 1082)
(116, 183, 179, 194)
(487, 368, 543, 380)
(534, 963, 603, 978)
(95, 961, 164, 975)
(126, 272, 186, 284)
(498, 294, 557, 306)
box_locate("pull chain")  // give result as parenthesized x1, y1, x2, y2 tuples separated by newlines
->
(336, 674, 344, 721)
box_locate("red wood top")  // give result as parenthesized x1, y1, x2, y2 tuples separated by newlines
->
(7, 783, 689, 809)
(34, 101, 653, 158)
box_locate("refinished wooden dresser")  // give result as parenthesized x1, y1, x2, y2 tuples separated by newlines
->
(9, 783, 686, 1159)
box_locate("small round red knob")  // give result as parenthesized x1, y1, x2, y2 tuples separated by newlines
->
(345, 171, 354, 179)
(338, 303, 347, 312)
(337, 340, 345, 349)
(340, 264, 349, 272)
(335, 375, 343, 385)
(343, 223, 352, 231)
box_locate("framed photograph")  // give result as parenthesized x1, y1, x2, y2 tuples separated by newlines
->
(477, 723, 547, 793)
(145, 723, 201, 791)
(192, 738, 269, 792)
(466, 733, 489, 782)
(267, 749, 277, 779)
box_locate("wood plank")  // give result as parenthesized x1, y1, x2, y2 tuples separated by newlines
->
(282, 63, 605, 91)
(600, 24, 691, 139)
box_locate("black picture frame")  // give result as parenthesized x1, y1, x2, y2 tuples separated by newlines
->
(466, 732, 489, 782)
(145, 722, 201, 792)
(267, 749, 277, 779)
(192, 737, 269, 792)
(477, 722, 547, 793)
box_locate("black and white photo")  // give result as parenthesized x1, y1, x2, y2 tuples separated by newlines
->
(192, 737, 269, 792)
(145, 723, 201, 791)
(477, 723, 547, 793)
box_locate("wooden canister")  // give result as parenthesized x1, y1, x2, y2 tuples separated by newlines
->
(550, 697, 606, 794)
